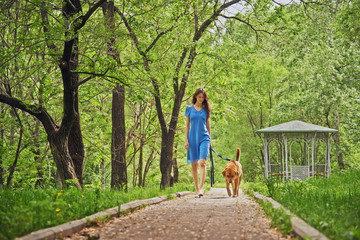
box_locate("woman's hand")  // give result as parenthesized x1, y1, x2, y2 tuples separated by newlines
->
(185, 140, 189, 150)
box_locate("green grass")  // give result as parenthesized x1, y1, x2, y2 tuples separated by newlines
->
(244, 168, 360, 240)
(0, 183, 193, 240)
(258, 200, 293, 236)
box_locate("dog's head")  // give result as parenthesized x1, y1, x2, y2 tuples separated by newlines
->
(222, 160, 240, 183)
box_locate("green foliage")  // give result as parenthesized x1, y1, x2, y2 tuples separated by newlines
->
(264, 176, 281, 198)
(166, 193, 176, 200)
(0, 182, 193, 239)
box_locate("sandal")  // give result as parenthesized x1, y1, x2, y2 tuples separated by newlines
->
(198, 189, 204, 197)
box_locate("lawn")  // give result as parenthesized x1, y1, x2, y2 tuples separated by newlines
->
(244, 168, 360, 240)
(0, 183, 193, 240)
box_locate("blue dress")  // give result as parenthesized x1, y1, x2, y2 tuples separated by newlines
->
(185, 105, 211, 164)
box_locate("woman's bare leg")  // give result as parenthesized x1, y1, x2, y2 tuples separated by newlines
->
(199, 159, 206, 192)
(191, 161, 199, 194)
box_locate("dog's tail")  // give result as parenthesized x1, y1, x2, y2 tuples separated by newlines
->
(236, 148, 241, 162)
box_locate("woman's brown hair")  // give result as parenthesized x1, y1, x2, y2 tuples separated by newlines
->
(192, 88, 211, 117)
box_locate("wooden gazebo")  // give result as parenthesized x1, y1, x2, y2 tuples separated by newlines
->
(256, 120, 338, 181)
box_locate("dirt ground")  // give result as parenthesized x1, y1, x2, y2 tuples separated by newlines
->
(65, 188, 294, 240)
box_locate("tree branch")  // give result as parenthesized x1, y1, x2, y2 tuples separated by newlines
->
(75, 70, 129, 87)
(194, 3, 199, 37)
(173, 47, 188, 95)
(221, 15, 279, 36)
(115, 7, 168, 132)
(194, 0, 241, 41)
(64, 0, 77, 12)
(300, 0, 335, 10)
(40, 1, 57, 51)
(0, 94, 58, 135)
(115, 8, 146, 58)
(145, 26, 175, 54)
(76, 0, 107, 31)
(0, 94, 41, 116)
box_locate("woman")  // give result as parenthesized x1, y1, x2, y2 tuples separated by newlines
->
(185, 88, 211, 197)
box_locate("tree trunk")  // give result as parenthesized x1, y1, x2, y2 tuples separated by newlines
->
(33, 120, 44, 188)
(6, 108, 23, 187)
(333, 128, 344, 169)
(0, 93, 82, 188)
(103, 1, 127, 189)
(142, 133, 159, 187)
(0, 103, 4, 187)
(68, 114, 84, 184)
(333, 132, 344, 169)
(48, 131, 81, 188)
(57, 0, 99, 186)
(330, 112, 344, 169)
(172, 143, 178, 184)
(0, 128, 3, 187)
(41, 0, 85, 186)
(160, 131, 175, 189)
(138, 117, 143, 187)
(132, 137, 137, 187)
(111, 85, 127, 189)
(34, 75, 44, 188)
(158, 48, 196, 188)
(101, 158, 106, 188)
(65, 26, 84, 184)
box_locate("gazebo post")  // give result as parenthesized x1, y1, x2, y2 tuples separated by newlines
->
(284, 136, 288, 180)
(311, 134, 316, 178)
(327, 135, 331, 177)
(264, 137, 268, 179)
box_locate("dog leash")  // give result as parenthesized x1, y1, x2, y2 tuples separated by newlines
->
(209, 147, 215, 187)
(209, 147, 231, 187)
(210, 148, 231, 161)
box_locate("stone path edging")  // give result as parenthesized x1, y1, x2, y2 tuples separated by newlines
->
(16, 191, 193, 240)
(252, 191, 329, 240)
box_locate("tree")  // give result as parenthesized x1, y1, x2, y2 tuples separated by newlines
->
(101, 0, 127, 189)
(116, 0, 242, 188)
(0, 0, 106, 188)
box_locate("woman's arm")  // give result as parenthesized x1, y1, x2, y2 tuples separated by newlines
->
(185, 115, 190, 150)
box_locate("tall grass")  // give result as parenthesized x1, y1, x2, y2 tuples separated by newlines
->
(0, 183, 193, 240)
(245, 168, 360, 240)
(258, 200, 293, 236)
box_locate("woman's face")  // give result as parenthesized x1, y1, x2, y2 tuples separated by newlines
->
(195, 93, 205, 105)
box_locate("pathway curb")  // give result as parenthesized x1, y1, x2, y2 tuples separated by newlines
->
(252, 191, 329, 240)
(16, 191, 193, 240)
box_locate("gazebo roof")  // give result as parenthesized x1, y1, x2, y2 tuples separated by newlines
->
(256, 120, 338, 133)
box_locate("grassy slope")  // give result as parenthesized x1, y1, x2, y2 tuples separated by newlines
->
(243, 168, 360, 240)
(0, 183, 193, 240)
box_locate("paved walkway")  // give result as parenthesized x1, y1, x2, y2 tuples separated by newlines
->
(67, 188, 293, 240)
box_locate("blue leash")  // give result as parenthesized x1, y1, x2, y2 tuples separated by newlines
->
(210, 148, 231, 161)
(209, 147, 231, 187)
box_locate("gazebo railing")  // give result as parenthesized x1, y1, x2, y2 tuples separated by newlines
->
(315, 164, 326, 177)
(290, 165, 310, 181)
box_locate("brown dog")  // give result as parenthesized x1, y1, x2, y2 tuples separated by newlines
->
(222, 148, 243, 197)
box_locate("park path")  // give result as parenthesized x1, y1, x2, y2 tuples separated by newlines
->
(66, 188, 293, 240)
